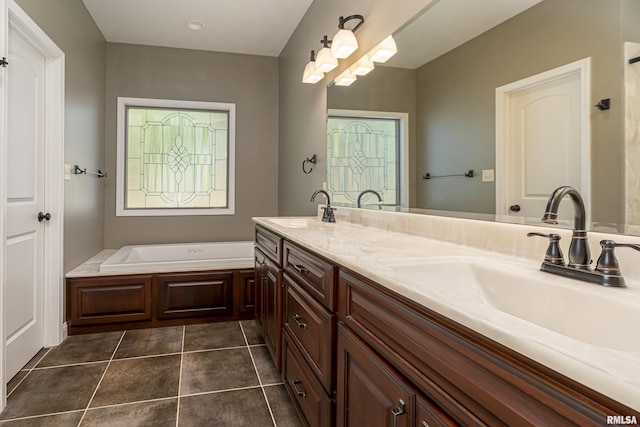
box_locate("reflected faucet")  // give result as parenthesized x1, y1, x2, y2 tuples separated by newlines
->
(541, 185, 590, 269)
(310, 190, 336, 223)
(357, 190, 383, 208)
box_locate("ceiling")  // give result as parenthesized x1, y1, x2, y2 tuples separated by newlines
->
(81, 0, 314, 57)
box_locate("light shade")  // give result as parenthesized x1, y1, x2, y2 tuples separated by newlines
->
(369, 35, 397, 63)
(302, 50, 324, 84)
(351, 55, 375, 76)
(315, 46, 338, 73)
(302, 62, 324, 84)
(334, 70, 357, 86)
(331, 29, 358, 59)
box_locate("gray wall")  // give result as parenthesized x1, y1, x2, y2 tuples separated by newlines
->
(277, 0, 433, 215)
(415, 0, 624, 222)
(104, 43, 279, 248)
(15, 0, 106, 272)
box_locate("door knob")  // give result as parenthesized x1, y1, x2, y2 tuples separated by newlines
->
(38, 212, 51, 222)
(509, 204, 521, 212)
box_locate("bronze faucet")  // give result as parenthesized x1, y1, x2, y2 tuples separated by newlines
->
(310, 190, 335, 223)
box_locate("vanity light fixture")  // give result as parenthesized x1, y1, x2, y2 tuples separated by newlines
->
(350, 55, 375, 76)
(334, 69, 357, 86)
(315, 36, 339, 73)
(368, 35, 398, 63)
(331, 15, 365, 59)
(302, 50, 325, 84)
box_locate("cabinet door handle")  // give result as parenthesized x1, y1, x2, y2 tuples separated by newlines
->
(421, 422, 430, 427)
(292, 314, 307, 329)
(391, 399, 405, 427)
(293, 264, 309, 275)
(292, 379, 306, 398)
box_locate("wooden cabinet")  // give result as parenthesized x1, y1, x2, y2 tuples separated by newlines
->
(67, 269, 254, 334)
(156, 272, 233, 319)
(67, 275, 153, 326)
(254, 226, 284, 371)
(283, 241, 336, 311)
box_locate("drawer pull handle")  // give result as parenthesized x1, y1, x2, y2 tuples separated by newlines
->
(292, 314, 307, 329)
(391, 399, 405, 427)
(292, 379, 306, 398)
(293, 264, 309, 275)
(421, 422, 430, 427)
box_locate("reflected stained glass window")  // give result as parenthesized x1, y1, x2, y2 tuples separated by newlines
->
(124, 106, 229, 211)
(326, 116, 400, 206)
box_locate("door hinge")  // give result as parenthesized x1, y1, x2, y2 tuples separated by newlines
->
(0, 57, 8, 67)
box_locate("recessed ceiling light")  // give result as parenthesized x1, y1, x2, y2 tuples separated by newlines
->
(186, 20, 205, 31)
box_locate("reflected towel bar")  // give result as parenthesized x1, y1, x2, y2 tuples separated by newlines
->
(422, 169, 474, 180)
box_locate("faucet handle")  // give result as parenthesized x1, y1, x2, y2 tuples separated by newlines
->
(527, 232, 564, 266)
(595, 240, 640, 275)
(321, 206, 336, 223)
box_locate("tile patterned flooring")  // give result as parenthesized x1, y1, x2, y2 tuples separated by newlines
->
(1, 320, 303, 426)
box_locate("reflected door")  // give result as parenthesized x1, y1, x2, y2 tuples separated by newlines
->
(497, 60, 589, 223)
(4, 24, 46, 381)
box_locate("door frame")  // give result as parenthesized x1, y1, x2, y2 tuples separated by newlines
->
(495, 57, 591, 221)
(0, 0, 64, 409)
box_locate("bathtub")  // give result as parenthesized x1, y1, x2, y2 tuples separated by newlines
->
(99, 241, 255, 273)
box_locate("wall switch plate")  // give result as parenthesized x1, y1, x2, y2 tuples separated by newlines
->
(64, 163, 71, 181)
(482, 169, 495, 182)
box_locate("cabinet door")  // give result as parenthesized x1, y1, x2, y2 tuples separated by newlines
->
(254, 248, 267, 331)
(264, 255, 282, 371)
(156, 272, 233, 319)
(238, 270, 255, 314)
(337, 323, 414, 427)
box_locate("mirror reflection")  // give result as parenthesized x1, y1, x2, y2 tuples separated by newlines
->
(327, 0, 640, 235)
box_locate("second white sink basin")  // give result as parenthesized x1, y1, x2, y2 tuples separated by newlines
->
(387, 257, 640, 352)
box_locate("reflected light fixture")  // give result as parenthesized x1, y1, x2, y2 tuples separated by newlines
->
(331, 15, 364, 59)
(350, 55, 375, 76)
(302, 50, 324, 84)
(315, 35, 338, 73)
(369, 35, 398, 63)
(334, 70, 357, 86)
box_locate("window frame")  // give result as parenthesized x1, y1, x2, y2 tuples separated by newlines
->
(327, 109, 409, 207)
(116, 97, 236, 217)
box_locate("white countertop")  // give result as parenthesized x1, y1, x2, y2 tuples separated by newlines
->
(254, 209, 640, 411)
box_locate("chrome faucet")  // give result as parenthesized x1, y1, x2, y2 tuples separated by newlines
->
(357, 189, 383, 208)
(310, 189, 336, 223)
(529, 185, 640, 287)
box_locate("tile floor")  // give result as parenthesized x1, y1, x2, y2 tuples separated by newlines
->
(1, 320, 303, 426)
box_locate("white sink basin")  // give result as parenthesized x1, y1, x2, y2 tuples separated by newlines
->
(387, 257, 640, 352)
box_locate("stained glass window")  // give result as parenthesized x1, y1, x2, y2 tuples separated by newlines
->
(326, 115, 400, 206)
(117, 98, 235, 216)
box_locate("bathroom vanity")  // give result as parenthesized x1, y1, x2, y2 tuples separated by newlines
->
(253, 208, 640, 426)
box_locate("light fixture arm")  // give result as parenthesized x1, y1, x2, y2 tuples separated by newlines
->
(338, 15, 364, 32)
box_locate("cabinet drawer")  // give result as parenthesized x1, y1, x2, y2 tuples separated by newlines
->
(283, 330, 333, 427)
(67, 276, 152, 325)
(284, 274, 335, 394)
(283, 241, 335, 310)
(256, 226, 282, 266)
(416, 396, 457, 427)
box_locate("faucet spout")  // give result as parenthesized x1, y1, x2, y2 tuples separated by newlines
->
(541, 186, 590, 269)
(310, 189, 335, 223)
(357, 190, 383, 208)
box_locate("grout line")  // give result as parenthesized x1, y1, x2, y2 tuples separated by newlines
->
(0, 409, 85, 424)
(182, 344, 249, 355)
(240, 321, 278, 427)
(175, 325, 185, 427)
(7, 347, 53, 398)
(76, 331, 126, 427)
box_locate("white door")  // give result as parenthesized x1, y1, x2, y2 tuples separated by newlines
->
(496, 59, 590, 223)
(4, 24, 46, 381)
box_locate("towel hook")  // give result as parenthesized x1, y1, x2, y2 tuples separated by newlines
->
(302, 154, 317, 174)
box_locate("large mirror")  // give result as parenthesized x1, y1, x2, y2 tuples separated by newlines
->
(327, 0, 640, 234)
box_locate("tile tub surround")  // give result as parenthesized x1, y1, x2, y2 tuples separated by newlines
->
(2, 321, 302, 426)
(254, 208, 640, 411)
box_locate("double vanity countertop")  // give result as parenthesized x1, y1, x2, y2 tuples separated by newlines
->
(253, 209, 640, 412)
